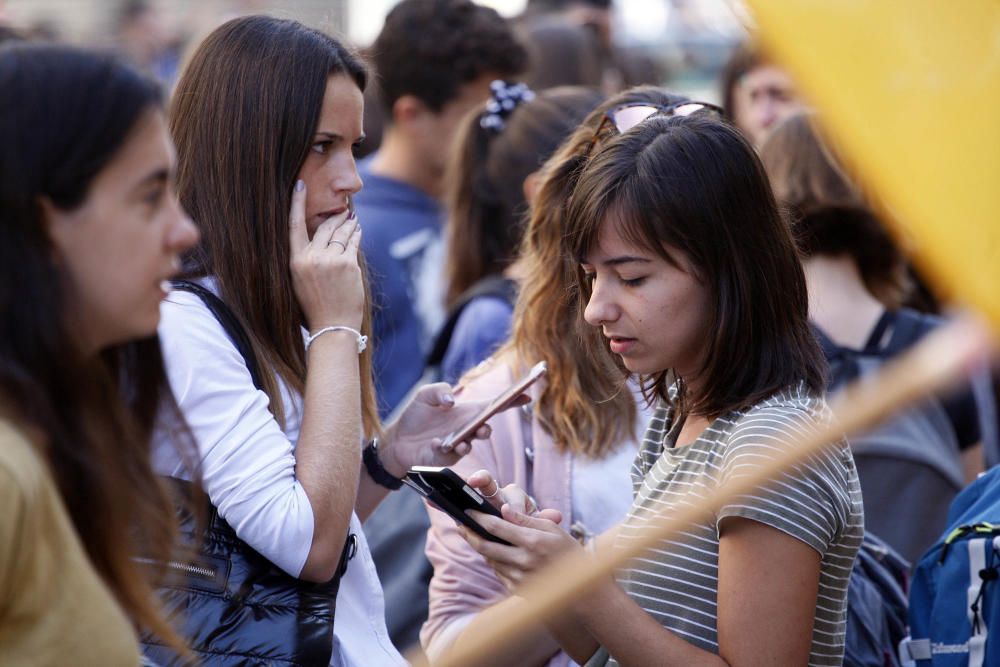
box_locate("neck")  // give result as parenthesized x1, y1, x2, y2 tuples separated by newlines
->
(369, 128, 443, 199)
(803, 254, 886, 348)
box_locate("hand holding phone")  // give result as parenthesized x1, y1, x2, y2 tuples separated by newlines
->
(440, 361, 547, 452)
(404, 466, 511, 545)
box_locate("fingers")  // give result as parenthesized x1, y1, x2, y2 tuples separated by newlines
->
(289, 180, 308, 255)
(467, 469, 504, 510)
(417, 383, 457, 408)
(311, 211, 355, 251)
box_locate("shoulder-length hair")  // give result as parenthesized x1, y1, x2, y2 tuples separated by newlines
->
(498, 87, 691, 457)
(170, 15, 380, 437)
(760, 112, 909, 308)
(0, 44, 192, 654)
(565, 112, 827, 417)
(444, 86, 604, 307)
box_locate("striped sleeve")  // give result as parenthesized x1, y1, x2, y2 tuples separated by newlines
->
(715, 405, 852, 555)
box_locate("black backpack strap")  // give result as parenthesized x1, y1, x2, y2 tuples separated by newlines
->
(170, 280, 265, 391)
(426, 276, 518, 368)
(861, 310, 896, 352)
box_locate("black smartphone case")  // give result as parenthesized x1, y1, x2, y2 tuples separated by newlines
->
(404, 467, 512, 545)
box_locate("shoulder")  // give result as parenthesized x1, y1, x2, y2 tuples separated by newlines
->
(0, 420, 46, 511)
(728, 385, 833, 443)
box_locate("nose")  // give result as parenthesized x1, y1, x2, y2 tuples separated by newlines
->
(167, 200, 200, 253)
(332, 157, 363, 199)
(583, 278, 618, 328)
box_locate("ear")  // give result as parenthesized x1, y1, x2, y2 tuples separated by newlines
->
(37, 196, 75, 262)
(391, 94, 430, 128)
(522, 170, 542, 205)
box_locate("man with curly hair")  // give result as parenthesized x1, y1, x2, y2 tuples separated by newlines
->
(355, 0, 527, 655)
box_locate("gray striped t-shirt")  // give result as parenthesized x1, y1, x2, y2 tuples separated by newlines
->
(599, 383, 864, 666)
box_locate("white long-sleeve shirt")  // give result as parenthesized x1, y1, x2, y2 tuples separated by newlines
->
(153, 287, 405, 666)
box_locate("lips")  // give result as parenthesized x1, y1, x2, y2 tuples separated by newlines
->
(607, 335, 637, 355)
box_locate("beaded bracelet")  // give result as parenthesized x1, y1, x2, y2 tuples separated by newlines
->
(305, 325, 367, 354)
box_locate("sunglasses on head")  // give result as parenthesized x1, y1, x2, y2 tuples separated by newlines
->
(585, 100, 724, 157)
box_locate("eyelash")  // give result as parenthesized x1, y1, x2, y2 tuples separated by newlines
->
(144, 187, 165, 207)
(622, 277, 646, 287)
(311, 141, 332, 155)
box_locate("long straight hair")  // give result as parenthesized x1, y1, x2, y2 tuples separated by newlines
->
(566, 113, 827, 417)
(170, 16, 380, 437)
(496, 88, 690, 457)
(0, 44, 192, 654)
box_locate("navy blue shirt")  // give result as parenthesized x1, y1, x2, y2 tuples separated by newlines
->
(356, 156, 445, 417)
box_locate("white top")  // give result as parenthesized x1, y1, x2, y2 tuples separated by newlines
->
(153, 288, 405, 667)
(570, 381, 652, 537)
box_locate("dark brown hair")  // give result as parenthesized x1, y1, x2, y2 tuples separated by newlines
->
(565, 112, 827, 417)
(444, 85, 604, 306)
(170, 15, 380, 437)
(0, 44, 193, 654)
(372, 0, 527, 114)
(759, 112, 909, 307)
(719, 41, 763, 122)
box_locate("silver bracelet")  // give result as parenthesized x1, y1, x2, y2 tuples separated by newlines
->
(305, 325, 368, 354)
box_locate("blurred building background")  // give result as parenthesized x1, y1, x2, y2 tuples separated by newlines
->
(0, 0, 749, 101)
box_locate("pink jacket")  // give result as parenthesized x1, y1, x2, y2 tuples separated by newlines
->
(421, 358, 576, 667)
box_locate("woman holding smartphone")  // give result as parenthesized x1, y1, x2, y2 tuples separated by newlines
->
(461, 110, 864, 665)
(423, 88, 697, 667)
(155, 15, 499, 666)
(0, 44, 198, 662)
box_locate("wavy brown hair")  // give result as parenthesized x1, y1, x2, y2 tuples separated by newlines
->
(0, 44, 194, 655)
(491, 88, 692, 457)
(170, 15, 380, 437)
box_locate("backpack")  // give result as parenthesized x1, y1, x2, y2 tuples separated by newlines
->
(846, 534, 911, 667)
(141, 280, 355, 666)
(900, 465, 1000, 666)
(816, 308, 965, 564)
(424, 275, 519, 384)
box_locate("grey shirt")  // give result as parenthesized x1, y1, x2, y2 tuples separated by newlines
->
(594, 383, 863, 667)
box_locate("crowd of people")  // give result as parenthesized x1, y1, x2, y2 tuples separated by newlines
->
(1, 1, 996, 666)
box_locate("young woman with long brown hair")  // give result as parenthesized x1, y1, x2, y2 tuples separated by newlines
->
(461, 105, 864, 666)
(423, 88, 694, 667)
(155, 15, 502, 666)
(0, 44, 199, 662)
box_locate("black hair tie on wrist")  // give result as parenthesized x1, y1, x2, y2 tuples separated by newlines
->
(363, 438, 404, 490)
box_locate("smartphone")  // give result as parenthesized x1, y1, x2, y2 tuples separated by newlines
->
(404, 466, 511, 545)
(440, 360, 547, 452)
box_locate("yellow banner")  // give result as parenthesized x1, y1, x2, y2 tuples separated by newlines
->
(746, 0, 1000, 327)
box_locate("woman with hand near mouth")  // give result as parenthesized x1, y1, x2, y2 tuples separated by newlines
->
(460, 108, 864, 666)
(154, 16, 502, 666)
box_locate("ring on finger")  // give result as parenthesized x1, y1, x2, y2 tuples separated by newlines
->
(327, 239, 347, 251)
(481, 480, 500, 498)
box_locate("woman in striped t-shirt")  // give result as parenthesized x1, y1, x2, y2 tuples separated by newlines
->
(460, 109, 864, 666)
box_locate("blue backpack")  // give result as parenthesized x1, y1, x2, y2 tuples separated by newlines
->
(901, 466, 1000, 666)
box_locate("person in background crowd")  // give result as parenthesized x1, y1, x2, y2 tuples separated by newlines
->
(157, 16, 506, 666)
(0, 43, 199, 664)
(357, 0, 528, 418)
(760, 111, 996, 561)
(462, 107, 863, 666)
(114, 0, 180, 86)
(437, 84, 604, 383)
(356, 0, 528, 654)
(719, 41, 805, 147)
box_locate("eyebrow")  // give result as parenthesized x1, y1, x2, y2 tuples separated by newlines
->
(581, 255, 652, 267)
(131, 168, 169, 193)
(315, 130, 367, 143)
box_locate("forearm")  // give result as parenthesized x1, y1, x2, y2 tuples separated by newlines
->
(355, 463, 392, 521)
(296, 332, 363, 580)
(447, 597, 563, 667)
(575, 579, 727, 667)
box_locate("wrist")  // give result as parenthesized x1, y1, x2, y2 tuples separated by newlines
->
(363, 438, 404, 489)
